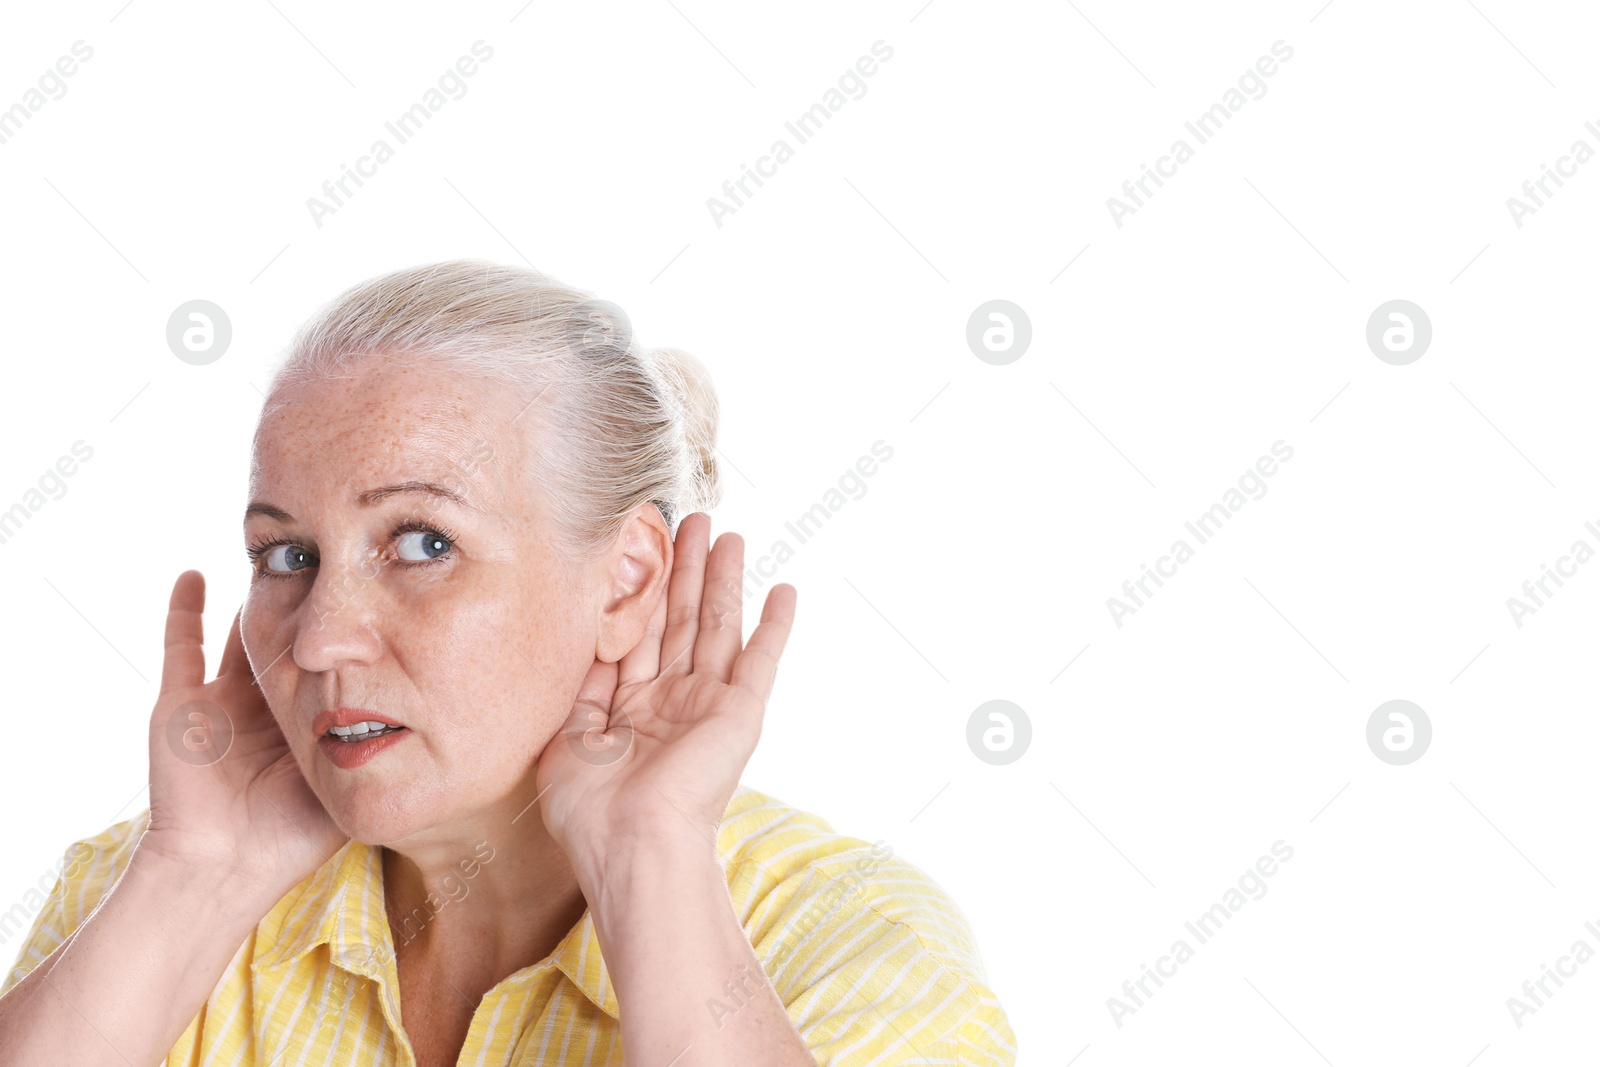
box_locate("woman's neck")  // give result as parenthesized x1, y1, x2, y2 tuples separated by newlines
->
(379, 792, 590, 988)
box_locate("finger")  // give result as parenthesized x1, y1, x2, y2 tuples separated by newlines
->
(217, 607, 251, 681)
(657, 512, 710, 677)
(560, 658, 620, 749)
(692, 531, 745, 682)
(617, 561, 668, 689)
(572, 656, 618, 722)
(730, 583, 796, 703)
(160, 570, 207, 696)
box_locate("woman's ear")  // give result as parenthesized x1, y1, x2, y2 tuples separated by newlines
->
(594, 503, 673, 663)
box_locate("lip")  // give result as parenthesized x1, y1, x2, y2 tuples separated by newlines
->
(311, 708, 410, 772)
(312, 707, 406, 737)
(317, 727, 410, 770)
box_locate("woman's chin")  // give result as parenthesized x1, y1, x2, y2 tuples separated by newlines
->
(325, 801, 425, 849)
(308, 773, 433, 847)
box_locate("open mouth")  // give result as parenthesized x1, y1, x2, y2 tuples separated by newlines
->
(317, 720, 410, 769)
(313, 710, 412, 769)
(326, 722, 408, 743)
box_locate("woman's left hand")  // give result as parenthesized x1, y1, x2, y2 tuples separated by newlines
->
(535, 512, 797, 865)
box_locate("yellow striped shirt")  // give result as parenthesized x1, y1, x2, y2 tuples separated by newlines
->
(2, 784, 1017, 1065)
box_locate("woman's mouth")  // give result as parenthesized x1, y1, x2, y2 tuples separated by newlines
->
(327, 722, 404, 742)
(312, 713, 409, 771)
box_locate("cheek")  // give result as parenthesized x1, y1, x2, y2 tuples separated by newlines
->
(241, 577, 298, 635)
(239, 590, 299, 709)
(410, 571, 586, 730)
(239, 595, 273, 678)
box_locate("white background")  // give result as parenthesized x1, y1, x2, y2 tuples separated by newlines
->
(2, 1, 1598, 1063)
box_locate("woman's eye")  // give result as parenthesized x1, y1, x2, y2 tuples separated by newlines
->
(396, 529, 453, 562)
(262, 544, 315, 573)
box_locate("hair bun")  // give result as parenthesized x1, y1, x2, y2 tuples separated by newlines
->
(646, 345, 722, 515)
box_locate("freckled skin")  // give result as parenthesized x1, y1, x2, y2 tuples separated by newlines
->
(238, 352, 686, 1062)
(240, 354, 601, 849)
(1, 307, 824, 1067)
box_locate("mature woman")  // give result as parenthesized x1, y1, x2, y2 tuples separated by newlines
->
(0, 261, 1016, 1066)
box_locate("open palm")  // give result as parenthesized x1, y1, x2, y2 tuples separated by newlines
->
(145, 571, 348, 897)
(535, 514, 796, 860)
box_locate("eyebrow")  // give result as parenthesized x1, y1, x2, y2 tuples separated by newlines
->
(357, 481, 478, 510)
(244, 481, 477, 523)
(244, 501, 293, 522)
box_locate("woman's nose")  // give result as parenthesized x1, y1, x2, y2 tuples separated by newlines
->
(292, 558, 384, 672)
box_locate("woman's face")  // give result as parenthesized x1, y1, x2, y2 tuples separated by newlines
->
(240, 355, 606, 845)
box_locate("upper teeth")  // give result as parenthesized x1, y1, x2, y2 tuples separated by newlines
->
(329, 721, 394, 737)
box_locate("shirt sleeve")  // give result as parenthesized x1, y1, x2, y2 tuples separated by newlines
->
(0, 809, 150, 999)
(743, 845, 1019, 1066)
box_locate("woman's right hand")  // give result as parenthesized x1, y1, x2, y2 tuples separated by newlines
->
(142, 570, 348, 901)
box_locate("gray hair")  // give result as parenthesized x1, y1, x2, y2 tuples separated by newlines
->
(260, 259, 721, 564)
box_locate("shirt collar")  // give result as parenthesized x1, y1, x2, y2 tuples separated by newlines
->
(251, 837, 618, 1021)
